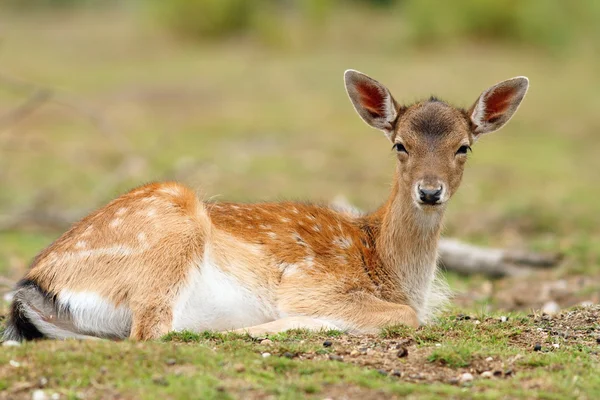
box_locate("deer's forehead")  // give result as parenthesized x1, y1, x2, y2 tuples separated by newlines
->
(395, 102, 470, 145)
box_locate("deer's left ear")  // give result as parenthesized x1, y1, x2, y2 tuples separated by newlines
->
(469, 76, 529, 138)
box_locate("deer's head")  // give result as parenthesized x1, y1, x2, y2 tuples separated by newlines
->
(345, 70, 528, 211)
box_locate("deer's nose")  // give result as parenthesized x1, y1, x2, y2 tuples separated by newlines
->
(418, 185, 443, 205)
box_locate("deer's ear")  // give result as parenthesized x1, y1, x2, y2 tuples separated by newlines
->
(469, 76, 529, 138)
(344, 69, 399, 139)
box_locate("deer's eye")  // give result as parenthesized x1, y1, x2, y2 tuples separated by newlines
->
(456, 145, 471, 155)
(393, 143, 408, 154)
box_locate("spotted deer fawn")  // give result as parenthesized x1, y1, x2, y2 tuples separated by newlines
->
(4, 71, 528, 341)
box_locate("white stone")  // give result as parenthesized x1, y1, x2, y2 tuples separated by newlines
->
(485, 356, 493, 362)
(32, 390, 48, 400)
(9, 360, 20, 367)
(552, 343, 560, 349)
(2, 340, 21, 347)
(459, 372, 474, 383)
(542, 301, 560, 316)
(262, 352, 271, 358)
(500, 316, 508, 323)
(481, 371, 493, 379)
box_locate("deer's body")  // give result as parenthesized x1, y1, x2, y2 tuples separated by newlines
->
(4, 71, 528, 341)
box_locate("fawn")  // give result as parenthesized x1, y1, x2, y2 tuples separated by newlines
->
(4, 70, 528, 341)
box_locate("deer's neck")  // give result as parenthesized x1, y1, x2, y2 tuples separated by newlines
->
(368, 172, 444, 319)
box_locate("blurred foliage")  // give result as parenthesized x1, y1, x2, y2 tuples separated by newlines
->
(4, 0, 599, 52)
(402, 0, 600, 51)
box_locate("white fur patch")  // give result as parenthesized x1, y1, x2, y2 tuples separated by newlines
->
(171, 248, 278, 332)
(58, 290, 132, 338)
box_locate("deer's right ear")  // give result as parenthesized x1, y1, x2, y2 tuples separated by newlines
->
(344, 70, 399, 139)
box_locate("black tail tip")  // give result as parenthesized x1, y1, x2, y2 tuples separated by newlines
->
(2, 280, 48, 342)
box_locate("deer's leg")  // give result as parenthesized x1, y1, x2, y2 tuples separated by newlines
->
(276, 278, 419, 334)
(129, 300, 173, 341)
(227, 316, 340, 337)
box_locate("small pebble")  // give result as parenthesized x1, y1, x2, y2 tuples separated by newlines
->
(350, 350, 360, 357)
(261, 352, 271, 358)
(480, 371, 493, 379)
(435, 343, 442, 347)
(542, 301, 560, 316)
(10, 360, 20, 368)
(165, 358, 176, 366)
(391, 370, 402, 377)
(377, 369, 388, 376)
(396, 347, 408, 358)
(323, 340, 333, 347)
(282, 352, 294, 359)
(459, 372, 474, 384)
(474, 320, 481, 325)
(552, 343, 560, 349)
(448, 377, 459, 385)
(233, 363, 245, 373)
(50, 394, 60, 400)
(500, 316, 508, 323)
(3, 340, 21, 347)
(485, 356, 493, 362)
(260, 339, 273, 345)
(328, 354, 343, 362)
(533, 343, 542, 352)
(32, 390, 48, 400)
(39, 377, 49, 387)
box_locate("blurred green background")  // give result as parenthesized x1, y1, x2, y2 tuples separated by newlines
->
(0, 0, 599, 295)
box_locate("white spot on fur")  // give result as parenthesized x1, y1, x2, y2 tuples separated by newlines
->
(280, 217, 291, 223)
(333, 236, 352, 249)
(58, 291, 132, 339)
(280, 263, 300, 278)
(291, 207, 299, 214)
(291, 232, 306, 245)
(306, 215, 316, 221)
(303, 255, 315, 267)
(109, 218, 123, 228)
(141, 196, 157, 203)
(172, 248, 278, 331)
(137, 232, 147, 244)
(267, 232, 277, 239)
(67, 244, 142, 259)
(146, 208, 156, 218)
(312, 225, 321, 232)
(115, 207, 128, 216)
(74, 240, 87, 249)
(231, 205, 240, 210)
(259, 224, 272, 230)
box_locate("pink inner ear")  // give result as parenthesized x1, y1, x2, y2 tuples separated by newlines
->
(356, 81, 385, 117)
(483, 86, 516, 122)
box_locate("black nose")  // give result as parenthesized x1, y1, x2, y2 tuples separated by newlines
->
(418, 186, 443, 205)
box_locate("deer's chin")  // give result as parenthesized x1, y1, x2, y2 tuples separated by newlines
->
(414, 200, 447, 212)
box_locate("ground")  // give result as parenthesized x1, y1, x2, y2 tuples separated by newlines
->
(1, 6, 600, 400)
(2, 306, 600, 399)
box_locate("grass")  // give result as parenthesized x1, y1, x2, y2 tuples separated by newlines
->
(0, 5, 599, 399)
(2, 311, 600, 399)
